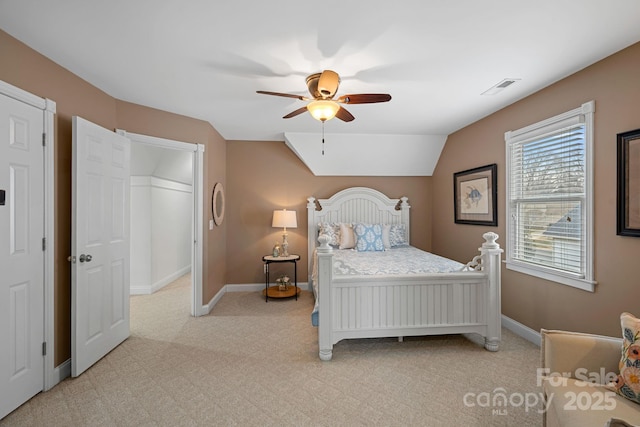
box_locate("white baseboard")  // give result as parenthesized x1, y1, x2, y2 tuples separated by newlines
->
(225, 283, 264, 292)
(501, 314, 541, 347)
(200, 285, 225, 315)
(131, 265, 191, 295)
(199, 282, 310, 316)
(47, 358, 70, 390)
(130, 284, 152, 295)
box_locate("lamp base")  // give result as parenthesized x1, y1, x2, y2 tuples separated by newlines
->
(282, 231, 289, 257)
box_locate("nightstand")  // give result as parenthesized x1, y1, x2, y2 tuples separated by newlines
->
(262, 254, 300, 302)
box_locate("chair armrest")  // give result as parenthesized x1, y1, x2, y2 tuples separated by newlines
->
(541, 329, 622, 383)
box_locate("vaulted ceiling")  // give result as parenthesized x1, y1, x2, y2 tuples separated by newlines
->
(2, 1, 640, 174)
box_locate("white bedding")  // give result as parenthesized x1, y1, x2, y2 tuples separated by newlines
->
(332, 246, 464, 276)
(311, 246, 465, 325)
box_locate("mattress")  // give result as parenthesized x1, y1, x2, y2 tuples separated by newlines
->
(311, 246, 465, 326)
(332, 246, 464, 276)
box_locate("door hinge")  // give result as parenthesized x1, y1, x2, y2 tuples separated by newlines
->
(42, 342, 47, 356)
(42, 237, 46, 251)
(42, 132, 46, 147)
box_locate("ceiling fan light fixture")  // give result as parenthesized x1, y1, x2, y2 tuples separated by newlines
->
(317, 70, 340, 98)
(307, 100, 340, 122)
(257, 70, 390, 123)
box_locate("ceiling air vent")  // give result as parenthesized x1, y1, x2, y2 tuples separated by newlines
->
(481, 78, 521, 95)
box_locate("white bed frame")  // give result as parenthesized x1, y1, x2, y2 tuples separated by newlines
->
(307, 187, 503, 361)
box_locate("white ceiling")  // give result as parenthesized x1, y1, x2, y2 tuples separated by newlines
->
(285, 133, 448, 176)
(1, 0, 640, 143)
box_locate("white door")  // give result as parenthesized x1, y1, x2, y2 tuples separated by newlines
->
(0, 93, 44, 418)
(71, 116, 130, 377)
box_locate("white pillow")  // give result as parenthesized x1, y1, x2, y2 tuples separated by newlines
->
(339, 223, 355, 249)
(382, 224, 392, 249)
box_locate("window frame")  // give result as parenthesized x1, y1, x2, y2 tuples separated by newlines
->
(505, 101, 596, 292)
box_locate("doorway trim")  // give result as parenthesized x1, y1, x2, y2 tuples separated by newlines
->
(116, 130, 204, 316)
(0, 80, 56, 391)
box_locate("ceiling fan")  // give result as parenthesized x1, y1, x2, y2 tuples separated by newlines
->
(256, 70, 391, 122)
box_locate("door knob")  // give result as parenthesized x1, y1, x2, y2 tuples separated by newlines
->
(79, 254, 92, 263)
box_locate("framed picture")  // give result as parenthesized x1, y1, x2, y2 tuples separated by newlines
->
(617, 129, 640, 237)
(454, 164, 497, 226)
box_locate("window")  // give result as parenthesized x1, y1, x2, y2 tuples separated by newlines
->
(505, 101, 595, 291)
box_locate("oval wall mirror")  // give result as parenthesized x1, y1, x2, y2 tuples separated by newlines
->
(212, 182, 225, 225)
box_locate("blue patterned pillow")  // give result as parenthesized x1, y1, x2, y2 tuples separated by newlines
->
(382, 224, 408, 249)
(389, 224, 407, 247)
(354, 223, 385, 252)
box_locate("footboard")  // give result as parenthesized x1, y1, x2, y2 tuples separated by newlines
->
(315, 232, 503, 361)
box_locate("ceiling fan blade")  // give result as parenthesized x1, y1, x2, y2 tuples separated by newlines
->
(335, 106, 355, 122)
(317, 70, 340, 99)
(336, 93, 392, 104)
(256, 90, 308, 101)
(283, 106, 308, 119)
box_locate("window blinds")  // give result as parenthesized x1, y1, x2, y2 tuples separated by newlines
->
(508, 124, 586, 275)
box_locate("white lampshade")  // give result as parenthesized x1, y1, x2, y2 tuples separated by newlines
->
(306, 100, 340, 122)
(272, 209, 297, 229)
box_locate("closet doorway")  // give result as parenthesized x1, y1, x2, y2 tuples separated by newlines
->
(117, 130, 204, 316)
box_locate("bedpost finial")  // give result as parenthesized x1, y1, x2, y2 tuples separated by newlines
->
(317, 234, 332, 252)
(482, 232, 499, 249)
(307, 196, 322, 211)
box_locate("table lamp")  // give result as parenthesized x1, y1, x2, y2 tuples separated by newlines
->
(272, 209, 297, 257)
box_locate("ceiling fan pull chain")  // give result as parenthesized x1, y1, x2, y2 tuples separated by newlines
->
(322, 121, 325, 155)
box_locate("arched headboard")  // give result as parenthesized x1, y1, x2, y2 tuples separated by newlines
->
(306, 187, 411, 281)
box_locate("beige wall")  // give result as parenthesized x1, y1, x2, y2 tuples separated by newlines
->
(0, 29, 227, 366)
(5, 20, 638, 370)
(432, 41, 640, 337)
(226, 140, 433, 284)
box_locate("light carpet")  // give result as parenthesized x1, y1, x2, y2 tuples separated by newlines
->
(1, 275, 542, 426)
